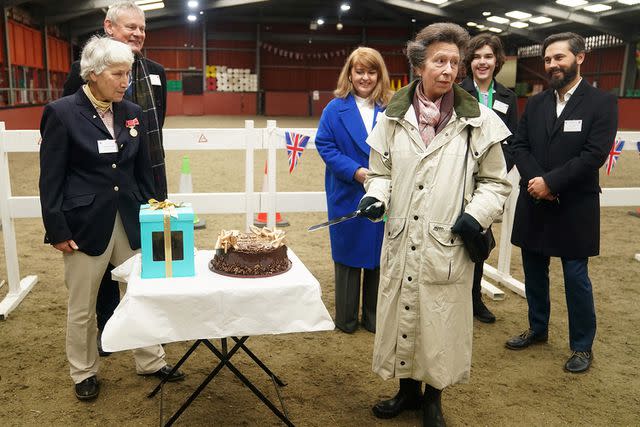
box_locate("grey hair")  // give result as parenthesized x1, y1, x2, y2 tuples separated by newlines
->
(406, 22, 470, 72)
(80, 35, 134, 80)
(105, 0, 145, 24)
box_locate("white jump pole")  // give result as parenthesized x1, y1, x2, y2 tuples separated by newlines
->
(244, 120, 255, 232)
(0, 122, 38, 319)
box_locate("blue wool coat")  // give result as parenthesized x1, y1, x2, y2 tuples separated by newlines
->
(315, 94, 384, 269)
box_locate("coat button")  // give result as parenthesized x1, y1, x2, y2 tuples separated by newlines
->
(413, 215, 418, 220)
(405, 305, 410, 310)
(400, 361, 405, 366)
(450, 239, 455, 244)
(114, 186, 119, 191)
(411, 246, 416, 251)
(474, 151, 479, 156)
(111, 163, 117, 169)
(402, 334, 407, 339)
(384, 152, 389, 156)
(407, 276, 412, 281)
(418, 185, 424, 190)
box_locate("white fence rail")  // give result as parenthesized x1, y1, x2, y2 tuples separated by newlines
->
(1, 123, 639, 317)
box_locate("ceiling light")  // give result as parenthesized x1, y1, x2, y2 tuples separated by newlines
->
(510, 21, 529, 28)
(487, 16, 510, 24)
(505, 10, 532, 20)
(488, 27, 503, 33)
(187, 0, 198, 8)
(340, 3, 351, 11)
(466, 21, 477, 27)
(618, 0, 640, 4)
(411, 18, 416, 22)
(422, 0, 448, 4)
(336, 22, 344, 30)
(476, 24, 486, 29)
(482, 11, 491, 16)
(555, 0, 588, 6)
(199, 11, 203, 14)
(583, 3, 612, 11)
(529, 16, 553, 24)
(138, 1, 164, 11)
(316, 18, 325, 25)
(187, 14, 197, 22)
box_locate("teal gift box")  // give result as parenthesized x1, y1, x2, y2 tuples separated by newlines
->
(140, 202, 195, 279)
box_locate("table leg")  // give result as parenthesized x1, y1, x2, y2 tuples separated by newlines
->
(203, 339, 295, 427)
(231, 336, 286, 386)
(148, 339, 204, 398)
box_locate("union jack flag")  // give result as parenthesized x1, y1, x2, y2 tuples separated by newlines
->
(285, 131, 310, 173)
(605, 139, 624, 175)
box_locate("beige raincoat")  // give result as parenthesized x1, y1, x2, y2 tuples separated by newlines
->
(364, 81, 512, 389)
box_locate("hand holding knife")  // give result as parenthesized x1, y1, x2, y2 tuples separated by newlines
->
(308, 200, 384, 232)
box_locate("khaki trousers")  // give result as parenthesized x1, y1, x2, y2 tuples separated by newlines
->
(63, 212, 166, 384)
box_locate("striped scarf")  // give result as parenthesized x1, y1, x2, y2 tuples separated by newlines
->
(129, 56, 167, 200)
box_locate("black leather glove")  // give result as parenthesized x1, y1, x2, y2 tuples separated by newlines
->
(357, 196, 385, 220)
(452, 213, 482, 236)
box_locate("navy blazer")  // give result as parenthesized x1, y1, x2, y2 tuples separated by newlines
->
(510, 79, 618, 257)
(39, 89, 156, 256)
(315, 94, 385, 269)
(460, 76, 518, 170)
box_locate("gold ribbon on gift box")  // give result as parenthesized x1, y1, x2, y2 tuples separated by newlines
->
(147, 199, 183, 277)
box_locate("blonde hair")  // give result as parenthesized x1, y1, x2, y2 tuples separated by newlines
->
(334, 47, 393, 107)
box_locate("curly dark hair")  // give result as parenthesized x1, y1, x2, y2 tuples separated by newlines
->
(463, 33, 506, 77)
(406, 22, 470, 72)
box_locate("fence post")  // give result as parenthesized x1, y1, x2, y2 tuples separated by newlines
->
(244, 120, 255, 232)
(265, 120, 277, 229)
(0, 121, 39, 319)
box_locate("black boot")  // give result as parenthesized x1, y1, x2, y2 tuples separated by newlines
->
(423, 384, 445, 427)
(372, 378, 422, 419)
(472, 262, 495, 323)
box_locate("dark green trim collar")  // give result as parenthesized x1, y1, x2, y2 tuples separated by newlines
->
(385, 79, 480, 119)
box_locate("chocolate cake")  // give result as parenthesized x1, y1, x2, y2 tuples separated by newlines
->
(209, 226, 291, 277)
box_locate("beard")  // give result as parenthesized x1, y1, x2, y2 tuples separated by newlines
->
(548, 60, 578, 90)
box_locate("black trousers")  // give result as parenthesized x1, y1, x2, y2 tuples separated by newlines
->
(334, 262, 379, 333)
(96, 265, 120, 331)
(472, 261, 484, 303)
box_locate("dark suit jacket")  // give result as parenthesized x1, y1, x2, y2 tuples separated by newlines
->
(460, 76, 518, 170)
(510, 79, 618, 258)
(39, 89, 156, 256)
(63, 57, 167, 129)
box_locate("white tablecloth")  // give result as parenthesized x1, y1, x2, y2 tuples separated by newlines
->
(102, 249, 335, 352)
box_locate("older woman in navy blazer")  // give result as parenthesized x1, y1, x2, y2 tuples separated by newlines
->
(39, 36, 183, 402)
(315, 47, 393, 333)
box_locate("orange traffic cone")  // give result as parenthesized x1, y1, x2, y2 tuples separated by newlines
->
(254, 160, 290, 227)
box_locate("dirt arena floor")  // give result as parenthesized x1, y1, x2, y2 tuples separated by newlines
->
(1, 115, 639, 426)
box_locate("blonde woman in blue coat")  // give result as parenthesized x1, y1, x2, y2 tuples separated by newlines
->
(315, 47, 393, 333)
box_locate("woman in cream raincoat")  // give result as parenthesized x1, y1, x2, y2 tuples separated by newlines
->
(358, 23, 512, 427)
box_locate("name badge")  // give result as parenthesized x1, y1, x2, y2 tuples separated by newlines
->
(149, 74, 162, 86)
(563, 120, 582, 132)
(97, 139, 118, 154)
(492, 99, 509, 114)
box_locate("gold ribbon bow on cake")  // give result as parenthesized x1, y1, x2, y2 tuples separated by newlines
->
(147, 199, 184, 277)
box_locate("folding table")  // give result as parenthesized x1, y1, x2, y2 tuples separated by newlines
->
(102, 249, 334, 426)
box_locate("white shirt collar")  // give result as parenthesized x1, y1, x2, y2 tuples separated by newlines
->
(555, 77, 582, 103)
(473, 79, 495, 94)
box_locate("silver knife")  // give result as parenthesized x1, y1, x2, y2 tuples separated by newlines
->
(308, 201, 383, 232)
